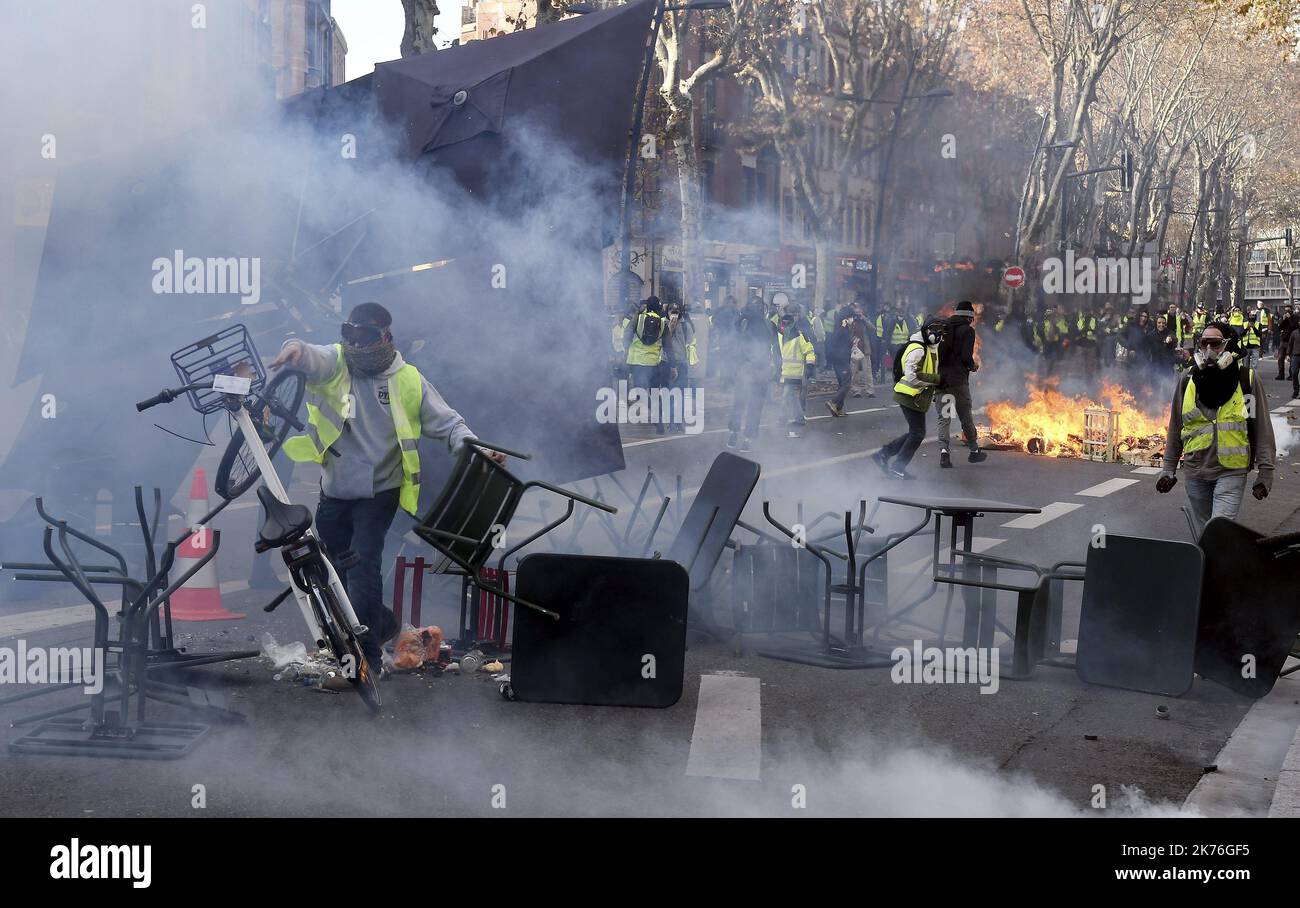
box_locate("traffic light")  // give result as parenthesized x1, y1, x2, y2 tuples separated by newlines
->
(1120, 150, 1133, 192)
(1286, 227, 1294, 248)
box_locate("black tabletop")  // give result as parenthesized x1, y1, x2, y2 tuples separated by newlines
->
(877, 495, 1041, 516)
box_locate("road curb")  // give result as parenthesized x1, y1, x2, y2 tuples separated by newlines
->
(1184, 662, 1300, 817)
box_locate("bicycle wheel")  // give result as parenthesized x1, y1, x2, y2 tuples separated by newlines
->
(214, 369, 306, 501)
(308, 576, 382, 714)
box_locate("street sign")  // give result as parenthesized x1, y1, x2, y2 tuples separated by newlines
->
(1003, 266, 1026, 289)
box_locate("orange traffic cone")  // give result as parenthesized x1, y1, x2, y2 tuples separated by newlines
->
(169, 468, 245, 621)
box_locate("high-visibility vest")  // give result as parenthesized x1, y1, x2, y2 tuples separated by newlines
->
(1253, 309, 1270, 329)
(779, 329, 815, 379)
(1075, 315, 1097, 342)
(1228, 311, 1245, 330)
(1192, 312, 1207, 333)
(893, 341, 938, 402)
(283, 344, 426, 516)
(1181, 372, 1252, 470)
(877, 315, 910, 345)
(1040, 316, 1068, 344)
(625, 312, 664, 366)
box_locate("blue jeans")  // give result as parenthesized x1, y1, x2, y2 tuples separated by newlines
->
(314, 488, 401, 661)
(1184, 473, 1247, 538)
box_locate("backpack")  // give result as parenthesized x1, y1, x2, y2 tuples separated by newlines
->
(637, 311, 663, 345)
(891, 342, 913, 383)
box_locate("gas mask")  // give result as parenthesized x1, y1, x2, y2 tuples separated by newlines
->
(1193, 347, 1235, 370)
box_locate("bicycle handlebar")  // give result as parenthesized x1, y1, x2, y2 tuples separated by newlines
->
(135, 381, 208, 412)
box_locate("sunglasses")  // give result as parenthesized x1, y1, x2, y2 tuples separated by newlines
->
(1198, 337, 1226, 350)
(341, 322, 385, 346)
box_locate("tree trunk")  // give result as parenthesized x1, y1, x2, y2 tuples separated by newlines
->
(672, 114, 703, 314)
(401, 0, 440, 58)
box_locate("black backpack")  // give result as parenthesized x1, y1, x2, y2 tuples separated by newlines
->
(637, 311, 663, 345)
(891, 341, 914, 383)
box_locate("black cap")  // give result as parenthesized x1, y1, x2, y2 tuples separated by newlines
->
(347, 301, 392, 329)
(954, 300, 976, 317)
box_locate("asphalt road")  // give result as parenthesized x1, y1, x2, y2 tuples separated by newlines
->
(0, 372, 1297, 817)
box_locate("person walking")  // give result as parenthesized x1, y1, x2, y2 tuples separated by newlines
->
(623, 296, 667, 434)
(1156, 322, 1275, 537)
(777, 309, 816, 438)
(935, 301, 987, 468)
(660, 302, 697, 434)
(272, 302, 505, 674)
(725, 298, 779, 453)
(824, 304, 858, 418)
(1286, 318, 1300, 400)
(873, 318, 947, 480)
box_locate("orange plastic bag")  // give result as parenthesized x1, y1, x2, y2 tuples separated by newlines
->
(419, 626, 444, 663)
(392, 625, 425, 671)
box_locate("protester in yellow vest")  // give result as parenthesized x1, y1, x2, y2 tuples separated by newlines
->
(272, 302, 503, 671)
(1156, 322, 1275, 536)
(873, 318, 946, 479)
(777, 313, 816, 437)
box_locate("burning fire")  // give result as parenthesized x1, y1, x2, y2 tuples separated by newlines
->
(984, 378, 1167, 458)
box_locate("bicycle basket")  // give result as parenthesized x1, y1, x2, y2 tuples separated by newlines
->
(170, 324, 267, 415)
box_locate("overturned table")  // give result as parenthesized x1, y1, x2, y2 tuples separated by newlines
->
(876, 495, 1083, 677)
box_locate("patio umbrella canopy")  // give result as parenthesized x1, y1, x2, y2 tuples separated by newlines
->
(2, 0, 654, 549)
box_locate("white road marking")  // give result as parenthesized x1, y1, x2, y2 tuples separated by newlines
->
(1075, 478, 1140, 497)
(898, 537, 1006, 575)
(1000, 501, 1082, 529)
(686, 673, 762, 781)
(1130, 466, 1163, 475)
(0, 604, 97, 640)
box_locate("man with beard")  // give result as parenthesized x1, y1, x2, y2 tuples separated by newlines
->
(271, 302, 505, 673)
(1156, 322, 1275, 536)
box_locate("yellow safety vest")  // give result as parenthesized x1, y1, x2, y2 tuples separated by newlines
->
(893, 341, 938, 403)
(1180, 373, 1252, 470)
(1192, 313, 1207, 333)
(877, 315, 910, 346)
(625, 312, 664, 366)
(1075, 315, 1097, 342)
(282, 344, 426, 515)
(779, 330, 815, 380)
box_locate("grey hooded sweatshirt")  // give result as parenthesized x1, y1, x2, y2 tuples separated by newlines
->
(283, 340, 474, 500)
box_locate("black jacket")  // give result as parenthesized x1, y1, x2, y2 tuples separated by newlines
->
(938, 315, 977, 387)
(826, 307, 857, 366)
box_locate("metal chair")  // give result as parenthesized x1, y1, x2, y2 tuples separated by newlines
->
(411, 439, 616, 622)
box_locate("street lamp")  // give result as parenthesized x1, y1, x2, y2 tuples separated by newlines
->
(616, 0, 728, 314)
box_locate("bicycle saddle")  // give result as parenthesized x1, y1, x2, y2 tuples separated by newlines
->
(256, 486, 312, 549)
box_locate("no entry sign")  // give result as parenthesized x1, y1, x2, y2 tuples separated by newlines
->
(1003, 266, 1026, 289)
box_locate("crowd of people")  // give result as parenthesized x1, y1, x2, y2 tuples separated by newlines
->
(983, 297, 1299, 400)
(610, 288, 1294, 530)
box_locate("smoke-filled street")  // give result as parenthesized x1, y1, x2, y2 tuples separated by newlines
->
(2, 0, 1300, 887)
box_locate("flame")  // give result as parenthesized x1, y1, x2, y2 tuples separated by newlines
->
(984, 378, 1166, 458)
